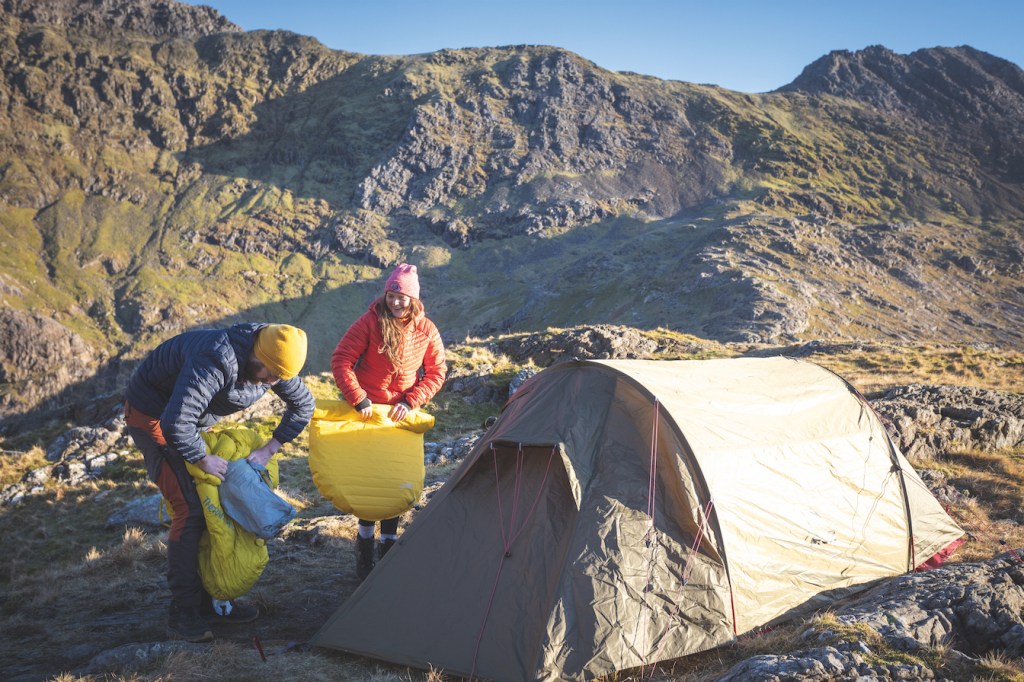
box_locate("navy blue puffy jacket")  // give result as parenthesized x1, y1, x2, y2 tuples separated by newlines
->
(125, 323, 314, 463)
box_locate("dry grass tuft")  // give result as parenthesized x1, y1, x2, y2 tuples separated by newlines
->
(919, 448, 1024, 563)
(808, 611, 882, 647)
(81, 527, 165, 572)
(0, 445, 48, 486)
(804, 343, 1024, 396)
(974, 650, 1024, 681)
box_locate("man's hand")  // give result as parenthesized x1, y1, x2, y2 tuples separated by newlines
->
(388, 402, 411, 422)
(247, 438, 282, 467)
(196, 454, 229, 481)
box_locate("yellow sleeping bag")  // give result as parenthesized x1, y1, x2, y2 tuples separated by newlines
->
(309, 399, 434, 521)
(170, 428, 283, 600)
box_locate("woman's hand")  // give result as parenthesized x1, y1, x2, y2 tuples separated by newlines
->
(354, 398, 373, 420)
(388, 402, 410, 422)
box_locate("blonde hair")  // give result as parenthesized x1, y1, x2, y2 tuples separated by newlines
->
(374, 296, 423, 366)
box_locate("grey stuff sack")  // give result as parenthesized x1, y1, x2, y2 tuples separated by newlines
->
(219, 459, 296, 539)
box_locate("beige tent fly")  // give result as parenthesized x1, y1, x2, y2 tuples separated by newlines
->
(312, 357, 964, 682)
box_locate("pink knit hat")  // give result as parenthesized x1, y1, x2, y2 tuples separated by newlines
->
(384, 263, 420, 299)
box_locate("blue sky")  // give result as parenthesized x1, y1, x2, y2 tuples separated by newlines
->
(190, 0, 1024, 93)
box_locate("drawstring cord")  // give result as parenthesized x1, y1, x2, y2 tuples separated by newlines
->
(635, 401, 661, 677)
(469, 443, 557, 681)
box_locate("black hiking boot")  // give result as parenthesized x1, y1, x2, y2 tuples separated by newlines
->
(377, 537, 396, 560)
(200, 597, 259, 624)
(167, 604, 214, 642)
(356, 535, 375, 580)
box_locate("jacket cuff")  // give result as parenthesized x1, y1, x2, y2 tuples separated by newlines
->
(355, 398, 372, 411)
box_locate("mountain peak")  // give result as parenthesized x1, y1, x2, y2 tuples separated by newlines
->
(1, 0, 240, 39)
(778, 45, 1024, 123)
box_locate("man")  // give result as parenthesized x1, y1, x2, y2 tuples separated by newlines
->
(124, 322, 314, 642)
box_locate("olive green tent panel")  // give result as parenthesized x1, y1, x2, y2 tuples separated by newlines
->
(312, 357, 963, 682)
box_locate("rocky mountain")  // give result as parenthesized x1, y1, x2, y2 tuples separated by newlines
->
(1, 0, 1023, 427)
(783, 44, 1024, 129)
(1, 0, 240, 38)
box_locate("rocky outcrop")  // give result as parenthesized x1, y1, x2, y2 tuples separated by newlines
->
(719, 552, 1024, 681)
(0, 310, 97, 385)
(487, 324, 703, 367)
(874, 384, 1024, 459)
(0, 410, 129, 506)
(0, 309, 109, 431)
(2, 0, 240, 39)
(354, 47, 725, 246)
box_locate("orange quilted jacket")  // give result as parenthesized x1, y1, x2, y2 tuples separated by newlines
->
(331, 301, 447, 410)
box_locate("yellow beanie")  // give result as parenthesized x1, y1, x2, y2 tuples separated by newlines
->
(254, 324, 308, 380)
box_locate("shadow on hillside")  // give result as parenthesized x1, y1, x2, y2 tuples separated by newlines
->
(177, 54, 418, 206)
(3, 278, 380, 436)
(8, 211, 773, 436)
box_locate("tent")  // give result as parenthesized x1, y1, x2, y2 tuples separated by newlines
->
(312, 357, 964, 681)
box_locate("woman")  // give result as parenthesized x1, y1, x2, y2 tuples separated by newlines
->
(331, 263, 447, 579)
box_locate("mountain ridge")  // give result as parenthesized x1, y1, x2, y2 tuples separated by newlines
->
(1, 0, 240, 39)
(781, 44, 1024, 122)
